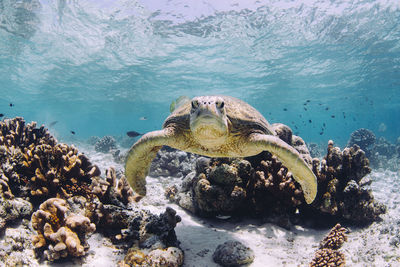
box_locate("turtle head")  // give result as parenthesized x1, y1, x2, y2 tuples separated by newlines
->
(189, 96, 229, 148)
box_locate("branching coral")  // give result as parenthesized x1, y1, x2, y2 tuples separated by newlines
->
(0, 117, 101, 203)
(31, 198, 96, 261)
(21, 143, 100, 201)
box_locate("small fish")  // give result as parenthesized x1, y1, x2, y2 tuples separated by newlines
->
(127, 130, 143, 138)
(306, 100, 310, 103)
(303, 103, 307, 106)
(303, 107, 307, 111)
(9, 103, 14, 107)
(308, 119, 312, 123)
(283, 108, 287, 111)
(70, 131, 75, 135)
(331, 115, 335, 118)
(294, 125, 298, 129)
(49, 121, 58, 127)
(139, 117, 147, 120)
(319, 131, 324, 135)
(323, 123, 326, 127)
(378, 122, 387, 132)
(342, 112, 346, 119)
(0, 113, 3, 117)
(325, 107, 329, 111)
(215, 215, 231, 220)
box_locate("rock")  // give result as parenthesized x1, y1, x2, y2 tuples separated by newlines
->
(146, 247, 184, 267)
(212, 240, 255, 266)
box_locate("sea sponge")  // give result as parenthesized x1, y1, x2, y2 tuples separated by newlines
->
(31, 198, 95, 261)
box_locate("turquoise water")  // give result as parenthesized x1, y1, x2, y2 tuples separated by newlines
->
(1, 0, 399, 147)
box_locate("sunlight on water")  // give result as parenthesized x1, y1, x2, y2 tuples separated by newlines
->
(0, 0, 399, 146)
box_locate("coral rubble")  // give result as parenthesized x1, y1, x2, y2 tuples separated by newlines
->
(309, 223, 347, 267)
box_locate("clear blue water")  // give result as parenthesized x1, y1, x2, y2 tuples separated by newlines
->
(1, 0, 399, 147)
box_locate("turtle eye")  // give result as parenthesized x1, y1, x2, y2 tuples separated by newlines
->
(216, 101, 224, 109)
(191, 100, 199, 109)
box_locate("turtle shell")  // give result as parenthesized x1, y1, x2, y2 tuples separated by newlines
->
(163, 95, 274, 136)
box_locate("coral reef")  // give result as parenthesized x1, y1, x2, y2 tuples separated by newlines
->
(31, 198, 96, 261)
(0, 196, 32, 232)
(307, 142, 324, 159)
(98, 204, 181, 248)
(0, 117, 183, 264)
(168, 124, 385, 224)
(150, 146, 199, 178)
(0, 117, 101, 203)
(0, 225, 37, 266)
(369, 137, 399, 170)
(94, 135, 117, 153)
(309, 223, 347, 267)
(212, 240, 255, 266)
(347, 129, 400, 171)
(312, 140, 386, 223)
(347, 128, 376, 156)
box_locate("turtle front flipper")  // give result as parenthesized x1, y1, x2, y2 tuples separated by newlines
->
(249, 133, 317, 204)
(125, 128, 174, 198)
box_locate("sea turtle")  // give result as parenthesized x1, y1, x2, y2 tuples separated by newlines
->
(125, 95, 317, 204)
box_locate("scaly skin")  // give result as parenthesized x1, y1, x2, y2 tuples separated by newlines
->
(125, 96, 317, 204)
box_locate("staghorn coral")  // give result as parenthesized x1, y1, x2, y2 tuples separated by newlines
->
(310, 223, 348, 267)
(31, 198, 96, 261)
